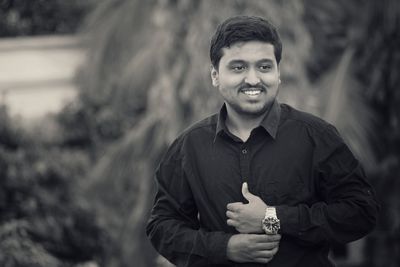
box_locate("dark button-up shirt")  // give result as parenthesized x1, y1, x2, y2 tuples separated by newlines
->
(146, 101, 379, 267)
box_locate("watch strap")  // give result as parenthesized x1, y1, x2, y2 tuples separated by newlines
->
(265, 207, 277, 218)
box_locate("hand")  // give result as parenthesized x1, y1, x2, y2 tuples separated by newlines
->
(226, 182, 267, 233)
(226, 233, 281, 264)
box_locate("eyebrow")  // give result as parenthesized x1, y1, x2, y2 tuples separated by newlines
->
(257, 58, 274, 64)
(227, 58, 274, 65)
(227, 60, 247, 65)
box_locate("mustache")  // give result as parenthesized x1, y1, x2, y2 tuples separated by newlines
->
(238, 82, 267, 91)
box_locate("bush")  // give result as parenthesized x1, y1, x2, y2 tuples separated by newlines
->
(0, 105, 107, 266)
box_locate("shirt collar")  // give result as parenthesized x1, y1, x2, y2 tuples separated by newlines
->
(215, 100, 281, 140)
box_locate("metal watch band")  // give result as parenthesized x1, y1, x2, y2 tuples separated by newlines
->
(265, 207, 277, 218)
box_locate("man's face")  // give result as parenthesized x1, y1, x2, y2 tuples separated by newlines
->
(211, 41, 280, 117)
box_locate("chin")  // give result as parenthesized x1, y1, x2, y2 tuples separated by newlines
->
(240, 107, 269, 117)
(241, 103, 271, 115)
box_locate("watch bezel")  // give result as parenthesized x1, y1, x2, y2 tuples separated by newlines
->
(262, 216, 280, 234)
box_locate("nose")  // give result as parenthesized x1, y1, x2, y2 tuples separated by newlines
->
(244, 68, 260, 85)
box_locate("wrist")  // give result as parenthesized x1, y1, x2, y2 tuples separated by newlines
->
(256, 203, 268, 233)
(262, 206, 281, 234)
(226, 235, 240, 262)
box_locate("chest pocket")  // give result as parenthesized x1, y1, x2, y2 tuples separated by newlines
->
(259, 175, 308, 206)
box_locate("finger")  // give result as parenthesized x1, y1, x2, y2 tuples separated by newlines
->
(242, 182, 256, 202)
(226, 210, 236, 219)
(253, 246, 279, 259)
(266, 234, 282, 242)
(250, 234, 281, 243)
(254, 249, 279, 264)
(227, 202, 242, 212)
(227, 219, 238, 227)
(271, 246, 279, 255)
(253, 250, 274, 259)
(253, 241, 279, 250)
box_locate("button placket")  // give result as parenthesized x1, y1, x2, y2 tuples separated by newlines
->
(239, 145, 250, 183)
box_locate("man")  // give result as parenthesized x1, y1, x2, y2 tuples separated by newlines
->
(146, 16, 379, 266)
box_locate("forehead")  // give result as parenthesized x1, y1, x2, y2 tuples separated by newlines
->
(220, 41, 276, 63)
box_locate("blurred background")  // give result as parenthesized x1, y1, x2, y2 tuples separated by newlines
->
(0, 0, 399, 266)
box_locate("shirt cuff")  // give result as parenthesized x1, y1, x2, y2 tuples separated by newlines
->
(207, 232, 234, 264)
(275, 205, 300, 236)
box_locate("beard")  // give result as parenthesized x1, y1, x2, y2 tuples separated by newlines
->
(227, 98, 273, 118)
(225, 82, 276, 118)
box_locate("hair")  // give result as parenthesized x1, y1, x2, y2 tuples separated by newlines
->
(209, 15, 282, 68)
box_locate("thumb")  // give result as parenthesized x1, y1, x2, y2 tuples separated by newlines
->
(242, 182, 256, 202)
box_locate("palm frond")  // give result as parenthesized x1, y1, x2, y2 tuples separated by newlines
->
(318, 46, 377, 170)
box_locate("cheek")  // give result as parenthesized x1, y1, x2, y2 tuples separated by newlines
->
(219, 72, 244, 87)
(261, 75, 280, 86)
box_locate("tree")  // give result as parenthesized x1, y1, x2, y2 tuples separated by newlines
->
(74, 0, 400, 266)
(77, 1, 315, 266)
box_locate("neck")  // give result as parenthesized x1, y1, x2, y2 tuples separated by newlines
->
(225, 105, 269, 142)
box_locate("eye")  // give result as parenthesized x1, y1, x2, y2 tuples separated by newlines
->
(231, 65, 246, 72)
(259, 65, 272, 71)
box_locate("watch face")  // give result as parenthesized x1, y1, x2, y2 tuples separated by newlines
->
(263, 217, 280, 234)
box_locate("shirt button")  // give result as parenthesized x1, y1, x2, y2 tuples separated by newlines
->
(242, 149, 247, 154)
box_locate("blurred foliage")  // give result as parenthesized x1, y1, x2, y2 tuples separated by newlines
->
(1, 0, 399, 266)
(56, 98, 137, 159)
(0, 0, 93, 37)
(355, 1, 400, 265)
(0, 105, 107, 266)
(74, 0, 312, 267)
(73, 0, 399, 266)
(304, 0, 400, 266)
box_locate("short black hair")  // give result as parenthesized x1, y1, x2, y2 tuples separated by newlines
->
(210, 15, 282, 68)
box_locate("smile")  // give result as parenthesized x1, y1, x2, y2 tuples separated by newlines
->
(241, 89, 262, 96)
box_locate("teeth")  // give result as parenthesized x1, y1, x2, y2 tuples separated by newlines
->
(243, 90, 261, 96)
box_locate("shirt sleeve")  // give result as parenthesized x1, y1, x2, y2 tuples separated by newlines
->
(275, 124, 379, 245)
(146, 138, 233, 266)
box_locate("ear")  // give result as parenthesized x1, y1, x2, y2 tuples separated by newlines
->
(277, 65, 281, 84)
(210, 65, 219, 87)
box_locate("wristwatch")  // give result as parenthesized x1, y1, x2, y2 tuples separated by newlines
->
(262, 207, 280, 234)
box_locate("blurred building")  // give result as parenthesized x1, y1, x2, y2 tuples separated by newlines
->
(0, 35, 83, 119)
